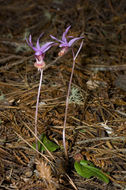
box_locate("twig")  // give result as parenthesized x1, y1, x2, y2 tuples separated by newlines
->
(76, 136, 126, 145)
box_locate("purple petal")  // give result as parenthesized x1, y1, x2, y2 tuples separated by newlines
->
(26, 34, 55, 56)
(67, 36, 74, 38)
(62, 25, 71, 42)
(40, 42, 54, 53)
(36, 38, 40, 50)
(35, 50, 43, 56)
(68, 37, 83, 47)
(32, 47, 38, 51)
(59, 43, 68, 48)
(50, 35, 63, 43)
(26, 38, 30, 46)
(36, 33, 44, 49)
(26, 35, 32, 47)
(29, 35, 35, 48)
(29, 35, 32, 44)
(26, 35, 37, 51)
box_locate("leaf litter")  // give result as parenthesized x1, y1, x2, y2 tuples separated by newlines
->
(0, 0, 126, 189)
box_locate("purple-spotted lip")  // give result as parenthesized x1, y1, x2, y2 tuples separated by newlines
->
(34, 58, 46, 69)
(34, 62, 45, 69)
(58, 47, 68, 56)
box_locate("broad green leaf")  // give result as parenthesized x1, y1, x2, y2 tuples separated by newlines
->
(42, 134, 59, 152)
(74, 160, 109, 184)
(33, 134, 59, 152)
(74, 161, 94, 178)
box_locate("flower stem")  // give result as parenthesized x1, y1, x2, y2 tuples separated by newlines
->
(35, 69, 43, 151)
(63, 49, 75, 158)
(63, 41, 83, 158)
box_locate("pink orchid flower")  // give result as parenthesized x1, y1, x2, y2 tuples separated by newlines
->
(26, 33, 54, 69)
(50, 26, 83, 56)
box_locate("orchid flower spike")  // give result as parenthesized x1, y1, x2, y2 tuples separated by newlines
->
(50, 25, 83, 56)
(26, 33, 54, 70)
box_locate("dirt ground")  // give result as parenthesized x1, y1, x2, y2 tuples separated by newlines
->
(0, 0, 126, 189)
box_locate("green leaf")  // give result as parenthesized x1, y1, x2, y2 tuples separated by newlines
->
(74, 160, 109, 184)
(80, 129, 86, 133)
(33, 134, 59, 152)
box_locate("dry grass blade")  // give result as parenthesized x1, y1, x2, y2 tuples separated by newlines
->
(76, 136, 126, 145)
(66, 174, 78, 190)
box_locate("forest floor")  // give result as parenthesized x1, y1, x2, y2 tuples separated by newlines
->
(0, 0, 126, 189)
